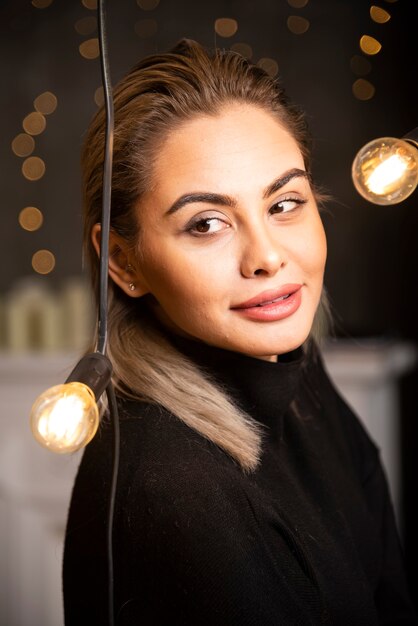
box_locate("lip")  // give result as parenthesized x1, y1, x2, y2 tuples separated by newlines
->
(232, 284, 302, 309)
(231, 284, 303, 322)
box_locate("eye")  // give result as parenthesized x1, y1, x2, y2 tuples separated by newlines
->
(269, 197, 307, 215)
(186, 215, 230, 236)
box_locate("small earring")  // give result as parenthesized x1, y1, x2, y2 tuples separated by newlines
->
(128, 282, 136, 291)
(126, 263, 134, 273)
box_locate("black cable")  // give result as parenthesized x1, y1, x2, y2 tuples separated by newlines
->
(97, 0, 114, 356)
(96, 2, 120, 625)
(106, 382, 121, 626)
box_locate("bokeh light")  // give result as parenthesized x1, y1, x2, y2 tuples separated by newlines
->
(136, 0, 160, 9)
(214, 18, 238, 38)
(257, 58, 279, 78)
(19, 207, 44, 231)
(287, 0, 309, 7)
(134, 18, 158, 38)
(12, 134, 35, 157)
(32, 0, 54, 7)
(350, 55, 372, 76)
(81, 0, 97, 9)
(94, 86, 104, 106)
(74, 16, 97, 35)
(34, 91, 57, 115)
(22, 156, 46, 181)
(352, 78, 375, 101)
(79, 38, 100, 59)
(23, 112, 46, 136)
(370, 6, 391, 23)
(231, 43, 253, 59)
(360, 35, 382, 55)
(32, 249, 56, 275)
(287, 16, 310, 35)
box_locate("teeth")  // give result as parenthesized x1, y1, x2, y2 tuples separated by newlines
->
(256, 294, 290, 307)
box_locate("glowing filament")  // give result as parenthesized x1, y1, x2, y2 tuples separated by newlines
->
(366, 154, 408, 194)
(31, 382, 99, 453)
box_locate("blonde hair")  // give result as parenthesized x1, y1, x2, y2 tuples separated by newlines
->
(83, 39, 328, 472)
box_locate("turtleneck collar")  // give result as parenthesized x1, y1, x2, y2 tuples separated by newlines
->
(168, 334, 307, 437)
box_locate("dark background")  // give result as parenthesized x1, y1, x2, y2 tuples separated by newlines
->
(1, 0, 417, 605)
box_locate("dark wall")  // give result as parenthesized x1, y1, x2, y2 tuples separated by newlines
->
(1, 0, 417, 339)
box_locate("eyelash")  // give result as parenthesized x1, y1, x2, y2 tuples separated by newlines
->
(269, 196, 307, 215)
(186, 216, 229, 236)
(185, 196, 307, 236)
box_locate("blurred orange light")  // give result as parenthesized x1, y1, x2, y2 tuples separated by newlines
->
(352, 78, 375, 101)
(214, 18, 238, 38)
(19, 207, 44, 231)
(287, 16, 310, 35)
(79, 38, 100, 59)
(32, 249, 56, 274)
(12, 134, 35, 157)
(22, 156, 46, 181)
(360, 35, 382, 55)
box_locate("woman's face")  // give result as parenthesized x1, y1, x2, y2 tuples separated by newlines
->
(132, 104, 327, 359)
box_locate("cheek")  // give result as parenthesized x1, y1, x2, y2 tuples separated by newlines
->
(296, 217, 327, 278)
(138, 240, 230, 309)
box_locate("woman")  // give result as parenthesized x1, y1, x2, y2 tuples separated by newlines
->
(63, 40, 416, 624)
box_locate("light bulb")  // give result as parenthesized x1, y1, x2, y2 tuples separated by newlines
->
(30, 381, 99, 453)
(352, 136, 418, 205)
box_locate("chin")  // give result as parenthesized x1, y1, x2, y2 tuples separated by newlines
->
(243, 320, 313, 358)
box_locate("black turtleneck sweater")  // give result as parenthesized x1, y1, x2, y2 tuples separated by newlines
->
(63, 339, 417, 625)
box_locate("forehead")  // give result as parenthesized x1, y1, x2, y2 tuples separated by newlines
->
(151, 104, 305, 196)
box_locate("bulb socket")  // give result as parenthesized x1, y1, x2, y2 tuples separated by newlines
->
(66, 352, 113, 400)
(403, 126, 418, 148)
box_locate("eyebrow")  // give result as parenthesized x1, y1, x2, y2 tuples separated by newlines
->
(165, 168, 309, 215)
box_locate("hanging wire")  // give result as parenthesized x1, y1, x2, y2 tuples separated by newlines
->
(97, 2, 120, 625)
(106, 382, 121, 626)
(97, 0, 114, 356)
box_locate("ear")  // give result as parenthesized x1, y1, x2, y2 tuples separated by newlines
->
(91, 224, 150, 298)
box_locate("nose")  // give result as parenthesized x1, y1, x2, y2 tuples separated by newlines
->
(239, 222, 286, 278)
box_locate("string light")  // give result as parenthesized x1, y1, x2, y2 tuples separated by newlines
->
(214, 18, 238, 38)
(287, 16, 310, 35)
(75, 16, 97, 35)
(350, 5, 386, 100)
(34, 91, 57, 115)
(12, 133, 35, 157)
(81, 0, 97, 9)
(136, 0, 160, 9)
(32, 249, 55, 274)
(32, 0, 54, 7)
(360, 35, 382, 55)
(19, 207, 44, 231)
(23, 112, 46, 135)
(94, 86, 104, 106)
(352, 136, 418, 205)
(31, 353, 112, 454)
(79, 38, 100, 59)
(31, 382, 99, 453)
(257, 58, 279, 78)
(22, 156, 46, 181)
(231, 43, 253, 59)
(370, 6, 391, 23)
(352, 78, 375, 101)
(286, 0, 309, 7)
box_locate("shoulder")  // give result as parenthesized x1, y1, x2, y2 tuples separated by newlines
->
(79, 397, 233, 504)
(75, 398, 251, 556)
